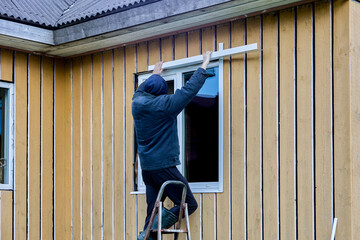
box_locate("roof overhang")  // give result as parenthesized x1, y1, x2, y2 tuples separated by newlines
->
(0, 0, 308, 57)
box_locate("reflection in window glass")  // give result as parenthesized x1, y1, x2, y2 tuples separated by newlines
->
(183, 67, 219, 182)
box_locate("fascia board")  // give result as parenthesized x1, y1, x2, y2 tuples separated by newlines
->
(53, 0, 232, 44)
(0, 19, 54, 45)
(0, 0, 306, 56)
(47, 0, 303, 57)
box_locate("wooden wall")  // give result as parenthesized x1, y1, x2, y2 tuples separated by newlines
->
(0, 0, 358, 239)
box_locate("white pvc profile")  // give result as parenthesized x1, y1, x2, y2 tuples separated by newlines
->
(148, 43, 258, 71)
(0, 81, 14, 190)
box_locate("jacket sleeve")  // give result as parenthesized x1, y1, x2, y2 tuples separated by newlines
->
(163, 67, 210, 117)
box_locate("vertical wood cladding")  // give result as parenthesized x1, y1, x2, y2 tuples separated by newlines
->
(0, 1, 357, 239)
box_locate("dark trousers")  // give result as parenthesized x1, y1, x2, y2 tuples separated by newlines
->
(141, 166, 198, 231)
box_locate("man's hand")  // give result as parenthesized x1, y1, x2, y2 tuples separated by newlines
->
(153, 61, 163, 75)
(201, 51, 212, 70)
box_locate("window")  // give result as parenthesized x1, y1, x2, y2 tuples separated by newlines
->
(134, 61, 223, 193)
(0, 82, 14, 190)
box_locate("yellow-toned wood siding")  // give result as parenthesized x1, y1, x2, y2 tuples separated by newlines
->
(0, 1, 358, 239)
(350, 0, 360, 238)
(0, 49, 13, 82)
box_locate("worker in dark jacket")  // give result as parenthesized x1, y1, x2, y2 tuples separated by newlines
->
(133, 51, 212, 239)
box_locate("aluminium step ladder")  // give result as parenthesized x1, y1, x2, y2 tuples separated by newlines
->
(144, 180, 191, 240)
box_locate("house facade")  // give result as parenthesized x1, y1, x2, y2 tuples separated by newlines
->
(0, 0, 358, 239)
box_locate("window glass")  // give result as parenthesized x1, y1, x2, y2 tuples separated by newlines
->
(183, 67, 219, 183)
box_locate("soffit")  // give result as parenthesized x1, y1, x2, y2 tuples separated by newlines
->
(0, 0, 308, 57)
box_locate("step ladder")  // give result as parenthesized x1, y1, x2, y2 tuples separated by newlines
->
(144, 180, 191, 240)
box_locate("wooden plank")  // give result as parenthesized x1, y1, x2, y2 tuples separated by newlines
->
(136, 42, 148, 234)
(103, 50, 113, 239)
(188, 30, 201, 57)
(350, 1, 360, 239)
(262, 13, 279, 240)
(149, 40, 160, 64)
(0, 49, 13, 82)
(174, 33, 187, 60)
(314, 2, 332, 239)
(161, 37, 173, 62)
(296, 5, 314, 240)
(187, 28, 204, 240)
(173, 33, 190, 240)
(54, 58, 67, 240)
(161, 36, 176, 240)
(92, 53, 102, 240)
(230, 19, 246, 239)
(246, 17, 262, 240)
(216, 23, 230, 240)
(333, 1, 351, 240)
(279, 9, 295, 240)
(1, 191, 13, 239)
(65, 60, 72, 240)
(81, 55, 92, 239)
(72, 57, 81, 240)
(125, 46, 136, 239)
(202, 194, 215, 240)
(28, 54, 41, 240)
(14, 52, 27, 240)
(114, 48, 125, 239)
(41, 56, 54, 240)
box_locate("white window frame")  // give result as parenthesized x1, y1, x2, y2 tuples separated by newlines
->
(135, 60, 223, 193)
(0, 82, 14, 190)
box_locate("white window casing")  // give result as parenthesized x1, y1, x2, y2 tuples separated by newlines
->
(0, 82, 14, 190)
(132, 42, 258, 194)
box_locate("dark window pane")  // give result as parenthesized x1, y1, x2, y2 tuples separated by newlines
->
(183, 67, 219, 182)
(166, 80, 174, 94)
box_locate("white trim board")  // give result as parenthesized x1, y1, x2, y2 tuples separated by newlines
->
(147, 43, 258, 71)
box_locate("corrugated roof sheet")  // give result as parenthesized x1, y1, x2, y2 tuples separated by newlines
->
(57, 0, 148, 26)
(0, 0, 150, 27)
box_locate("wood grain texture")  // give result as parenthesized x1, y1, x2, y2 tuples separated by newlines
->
(246, 17, 262, 240)
(125, 46, 136, 239)
(1, 191, 13, 239)
(103, 50, 114, 239)
(216, 23, 230, 240)
(333, 1, 352, 239)
(14, 52, 27, 240)
(262, 13, 279, 240)
(296, 5, 314, 240)
(92, 53, 102, 240)
(350, 1, 360, 239)
(72, 57, 82, 240)
(54, 58, 67, 240)
(81, 55, 92, 240)
(41, 56, 54, 240)
(314, 2, 332, 239)
(64, 59, 72, 240)
(114, 48, 125, 239)
(0, 49, 13, 82)
(279, 9, 296, 240)
(28, 54, 41, 240)
(230, 19, 246, 240)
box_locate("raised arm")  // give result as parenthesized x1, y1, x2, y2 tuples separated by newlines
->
(164, 51, 213, 117)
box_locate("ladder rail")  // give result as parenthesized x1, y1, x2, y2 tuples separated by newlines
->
(144, 180, 191, 240)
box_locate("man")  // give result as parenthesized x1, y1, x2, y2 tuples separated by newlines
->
(132, 51, 212, 239)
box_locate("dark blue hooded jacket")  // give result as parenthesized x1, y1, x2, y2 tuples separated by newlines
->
(132, 68, 210, 170)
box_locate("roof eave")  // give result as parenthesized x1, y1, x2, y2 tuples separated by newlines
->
(0, 0, 309, 57)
